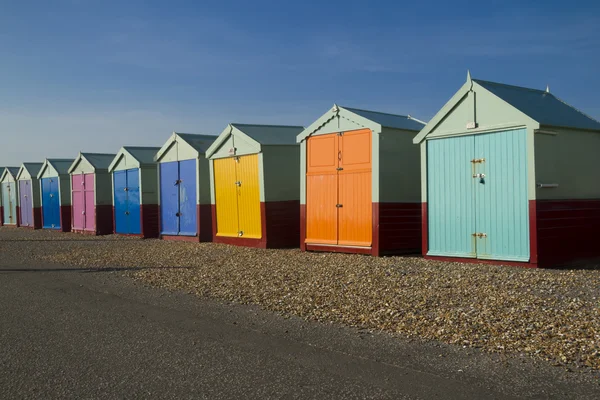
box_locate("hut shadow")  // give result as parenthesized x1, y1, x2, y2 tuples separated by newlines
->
(0, 266, 192, 273)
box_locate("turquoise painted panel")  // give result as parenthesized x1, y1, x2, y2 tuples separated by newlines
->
(474, 129, 529, 261)
(427, 136, 476, 257)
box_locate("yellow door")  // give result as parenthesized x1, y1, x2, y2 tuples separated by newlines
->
(236, 154, 262, 238)
(214, 157, 239, 237)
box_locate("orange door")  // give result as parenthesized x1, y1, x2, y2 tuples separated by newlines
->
(337, 129, 372, 246)
(305, 133, 338, 244)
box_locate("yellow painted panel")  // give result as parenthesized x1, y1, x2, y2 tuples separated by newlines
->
(236, 154, 262, 239)
(214, 158, 239, 237)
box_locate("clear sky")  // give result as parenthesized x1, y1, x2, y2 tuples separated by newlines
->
(1, 0, 599, 167)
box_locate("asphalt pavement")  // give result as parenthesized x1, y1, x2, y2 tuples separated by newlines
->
(1, 260, 598, 399)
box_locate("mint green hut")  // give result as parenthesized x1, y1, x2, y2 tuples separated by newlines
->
(414, 73, 600, 268)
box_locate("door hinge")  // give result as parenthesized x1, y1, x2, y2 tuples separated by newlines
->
(471, 158, 486, 164)
(336, 204, 343, 208)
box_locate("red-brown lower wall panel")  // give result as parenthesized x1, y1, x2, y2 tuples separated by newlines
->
(33, 207, 42, 229)
(299, 204, 306, 251)
(536, 199, 600, 267)
(421, 203, 428, 256)
(16, 206, 21, 227)
(95, 205, 114, 235)
(141, 204, 159, 238)
(198, 204, 213, 242)
(60, 205, 72, 232)
(0, 206, 4, 226)
(376, 202, 421, 256)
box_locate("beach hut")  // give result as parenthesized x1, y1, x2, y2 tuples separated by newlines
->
(0, 167, 4, 225)
(16, 163, 44, 228)
(68, 152, 117, 235)
(1, 167, 20, 227)
(155, 132, 216, 241)
(37, 158, 76, 231)
(206, 123, 304, 248)
(413, 73, 600, 268)
(108, 146, 161, 238)
(296, 105, 425, 256)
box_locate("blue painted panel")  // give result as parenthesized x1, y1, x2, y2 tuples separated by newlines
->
(160, 162, 179, 235)
(427, 136, 476, 257)
(41, 178, 61, 229)
(178, 160, 197, 236)
(127, 169, 141, 235)
(474, 129, 529, 262)
(114, 170, 128, 234)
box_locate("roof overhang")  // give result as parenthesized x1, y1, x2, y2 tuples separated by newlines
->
(205, 124, 261, 159)
(296, 104, 382, 143)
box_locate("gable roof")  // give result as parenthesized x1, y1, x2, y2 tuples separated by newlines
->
(155, 132, 217, 162)
(108, 146, 161, 172)
(68, 152, 117, 174)
(297, 104, 425, 142)
(16, 162, 44, 180)
(473, 79, 600, 131)
(37, 158, 76, 179)
(0, 167, 20, 182)
(206, 123, 304, 158)
(414, 74, 600, 144)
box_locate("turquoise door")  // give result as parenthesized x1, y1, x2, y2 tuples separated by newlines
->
(474, 129, 529, 262)
(427, 128, 529, 262)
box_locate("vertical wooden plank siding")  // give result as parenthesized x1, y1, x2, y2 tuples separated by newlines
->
(214, 157, 239, 237)
(474, 128, 529, 261)
(236, 154, 262, 239)
(178, 160, 198, 236)
(426, 136, 476, 257)
(84, 174, 95, 231)
(71, 174, 84, 230)
(113, 170, 128, 234)
(127, 169, 141, 235)
(19, 180, 33, 227)
(2, 182, 17, 225)
(338, 129, 372, 246)
(305, 133, 338, 244)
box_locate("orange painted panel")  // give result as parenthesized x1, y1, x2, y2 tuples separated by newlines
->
(306, 133, 338, 244)
(338, 129, 372, 246)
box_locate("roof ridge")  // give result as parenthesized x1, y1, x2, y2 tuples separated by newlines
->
(123, 146, 161, 150)
(473, 78, 548, 94)
(341, 105, 410, 119)
(81, 152, 116, 156)
(232, 123, 304, 129)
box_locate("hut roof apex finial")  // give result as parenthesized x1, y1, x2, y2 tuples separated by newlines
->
(546, 84, 550, 93)
(467, 70, 472, 83)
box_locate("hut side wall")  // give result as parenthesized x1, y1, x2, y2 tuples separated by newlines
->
(534, 128, 600, 267)
(376, 128, 421, 255)
(262, 145, 300, 248)
(197, 157, 213, 242)
(94, 171, 114, 235)
(139, 166, 159, 238)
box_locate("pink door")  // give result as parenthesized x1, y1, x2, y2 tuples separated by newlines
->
(84, 174, 95, 231)
(71, 174, 85, 230)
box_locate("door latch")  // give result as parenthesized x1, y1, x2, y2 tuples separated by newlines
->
(238, 230, 244, 237)
(472, 173, 486, 178)
(471, 158, 486, 164)
(176, 212, 181, 217)
(235, 181, 241, 186)
(336, 167, 344, 171)
(472, 233, 488, 238)
(336, 204, 343, 208)
(124, 187, 129, 191)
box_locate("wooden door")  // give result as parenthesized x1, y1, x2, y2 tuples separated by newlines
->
(214, 157, 239, 237)
(236, 154, 261, 239)
(337, 129, 372, 246)
(305, 133, 339, 244)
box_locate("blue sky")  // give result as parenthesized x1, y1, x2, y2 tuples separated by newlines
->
(1, 0, 599, 166)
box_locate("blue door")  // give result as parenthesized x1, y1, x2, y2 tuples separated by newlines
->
(178, 160, 197, 236)
(41, 177, 61, 229)
(160, 162, 180, 235)
(114, 168, 142, 235)
(427, 128, 529, 262)
(474, 129, 529, 262)
(114, 170, 128, 234)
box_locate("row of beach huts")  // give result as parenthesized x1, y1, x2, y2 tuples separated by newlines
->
(2, 74, 600, 268)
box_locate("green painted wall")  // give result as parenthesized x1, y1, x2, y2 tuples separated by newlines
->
(59, 175, 71, 206)
(262, 145, 300, 202)
(299, 141, 306, 205)
(159, 142, 179, 162)
(95, 171, 113, 206)
(112, 152, 141, 171)
(178, 138, 200, 161)
(140, 167, 158, 205)
(210, 133, 260, 159)
(534, 128, 600, 200)
(379, 128, 421, 203)
(310, 114, 371, 137)
(71, 157, 95, 174)
(197, 158, 211, 205)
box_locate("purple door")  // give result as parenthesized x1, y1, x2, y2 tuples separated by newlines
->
(84, 174, 95, 231)
(72, 175, 84, 230)
(19, 180, 33, 227)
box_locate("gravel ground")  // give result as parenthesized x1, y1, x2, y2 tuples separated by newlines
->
(2, 227, 599, 373)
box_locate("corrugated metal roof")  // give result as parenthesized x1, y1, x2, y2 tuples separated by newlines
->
(341, 106, 426, 131)
(474, 79, 600, 131)
(124, 146, 161, 165)
(232, 124, 304, 145)
(81, 153, 117, 170)
(177, 133, 218, 153)
(48, 159, 76, 175)
(21, 162, 44, 176)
